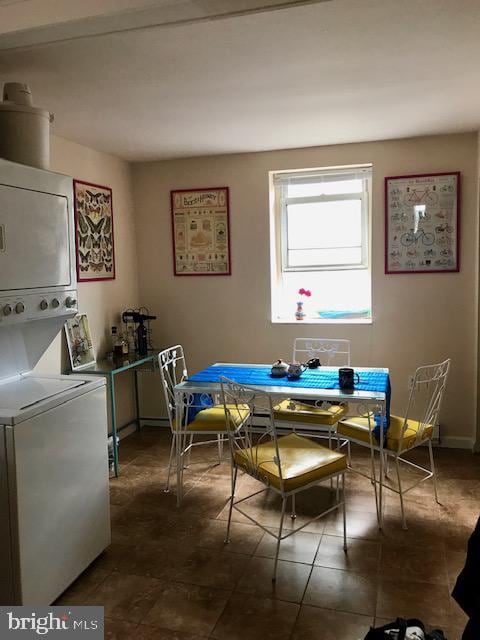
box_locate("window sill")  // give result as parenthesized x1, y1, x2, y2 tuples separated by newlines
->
(271, 317, 373, 325)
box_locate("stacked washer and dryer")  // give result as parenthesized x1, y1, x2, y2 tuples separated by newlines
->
(0, 157, 111, 604)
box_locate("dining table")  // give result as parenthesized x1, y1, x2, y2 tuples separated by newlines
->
(174, 362, 390, 524)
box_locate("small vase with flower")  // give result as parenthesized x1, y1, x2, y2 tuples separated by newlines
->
(295, 288, 311, 320)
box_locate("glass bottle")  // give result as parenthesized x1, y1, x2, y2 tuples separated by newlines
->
(126, 326, 136, 353)
(111, 326, 118, 353)
(114, 331, 124, 357)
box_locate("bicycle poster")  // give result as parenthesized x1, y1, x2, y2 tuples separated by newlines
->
(385, 172, 460, 274)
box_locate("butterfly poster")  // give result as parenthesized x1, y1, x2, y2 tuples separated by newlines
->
(74, 180, 115, 281)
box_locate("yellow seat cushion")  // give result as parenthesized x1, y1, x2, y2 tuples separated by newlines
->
(337, 415, 378, 445)
(174, 404, 249, 432)
(274, 399, 348, 426)
(387, 415, 433, 451)
(234, 432, 347, 492)
(337, 414, 433, 452)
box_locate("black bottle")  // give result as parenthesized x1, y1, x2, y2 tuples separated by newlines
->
(136, 322, 148, 356)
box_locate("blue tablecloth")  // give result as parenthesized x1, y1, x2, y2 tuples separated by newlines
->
(189, 364, 391, 438)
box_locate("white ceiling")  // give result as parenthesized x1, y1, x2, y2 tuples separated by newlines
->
(0, 0, 480, 161)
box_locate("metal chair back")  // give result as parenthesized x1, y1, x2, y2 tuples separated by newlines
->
(220, 376, 286, 492)
(158, 345, 188, 433)
(293, 338, 351, 366)
(398, 358, 451, 451)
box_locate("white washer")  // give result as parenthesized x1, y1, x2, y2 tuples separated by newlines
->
(0, 373, 110, 605)
(0, 159, 111, 605)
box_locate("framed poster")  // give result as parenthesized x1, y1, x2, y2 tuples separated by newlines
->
(385, 172, 460, 274)
(65, 314, 95, 371)
(73, 180, 115, 282)
(171, 187, 231, 275)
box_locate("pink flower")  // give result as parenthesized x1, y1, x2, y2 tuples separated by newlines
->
(298, 288, 312, 297)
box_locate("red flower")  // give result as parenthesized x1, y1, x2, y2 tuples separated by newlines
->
(298, 288, 312, 297)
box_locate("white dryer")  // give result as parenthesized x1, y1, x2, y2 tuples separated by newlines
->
(0, 159, 110, 605)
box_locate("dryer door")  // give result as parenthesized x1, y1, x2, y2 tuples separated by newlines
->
(0, 184, 71, 291)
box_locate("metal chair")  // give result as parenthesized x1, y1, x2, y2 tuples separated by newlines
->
(221, 376, 348, 581)
(337, 358, 450, 529)
(292, 338, 351, 367)
(274, 338, 352, 446)
(158, 345, 249, 499)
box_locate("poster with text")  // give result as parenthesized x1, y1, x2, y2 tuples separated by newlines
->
(171, 187, 231, 275)
(385, 172, 460, 274)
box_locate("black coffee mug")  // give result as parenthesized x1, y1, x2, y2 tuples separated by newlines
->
(339, 367, 360, 390)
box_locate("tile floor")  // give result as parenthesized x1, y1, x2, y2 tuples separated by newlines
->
(56, 428, 480, 640)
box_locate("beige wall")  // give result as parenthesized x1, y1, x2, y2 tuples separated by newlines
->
(34, 134, 140, 426)
(133, 132, 479, 447)
(476, 131, 480, 452)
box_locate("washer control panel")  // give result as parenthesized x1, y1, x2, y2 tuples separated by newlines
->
(0, 289, 78, 323)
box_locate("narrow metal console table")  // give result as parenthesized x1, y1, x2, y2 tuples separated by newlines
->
(72, 352, 157, 477)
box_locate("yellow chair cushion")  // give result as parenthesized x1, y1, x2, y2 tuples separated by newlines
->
(387, 415, 433, 451)
(274, 399, 348, 426)
(174, 404, 249, 432)
(233, 432, 347, 492)
(337, 416, 377, 445)
(337, 414, 433, 452)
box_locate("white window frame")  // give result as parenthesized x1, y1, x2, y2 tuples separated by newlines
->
(269, 164, 373, 325)
(276, 166, 371, 272)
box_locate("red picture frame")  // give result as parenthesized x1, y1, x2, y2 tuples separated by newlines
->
(73, 179, 116, 282)
(385, 172, 460, 274)
(171, 187, 231, 276)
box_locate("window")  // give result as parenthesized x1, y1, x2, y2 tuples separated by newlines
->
(270, 165, 372, 323)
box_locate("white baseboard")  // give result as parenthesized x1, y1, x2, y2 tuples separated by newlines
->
(134, 415, 475, 451)
(139, 418, 170, 428)
(438, 436, 475, 450)
(117, 418, 169, 440)
(118, 423, 137, 440)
